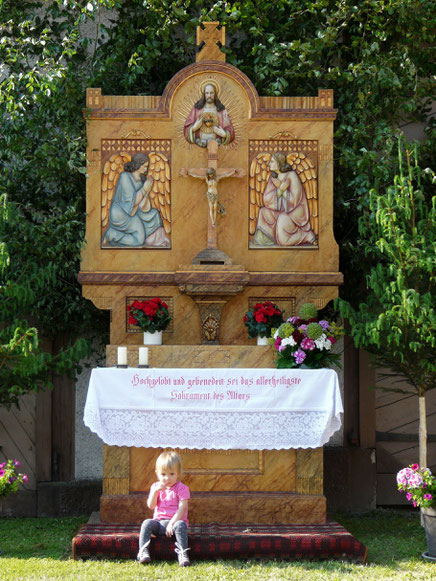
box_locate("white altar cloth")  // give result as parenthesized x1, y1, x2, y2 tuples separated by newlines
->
(84, 367, 343, 450)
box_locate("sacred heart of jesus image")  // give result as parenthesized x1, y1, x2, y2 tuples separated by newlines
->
(202, 112, 219, 128)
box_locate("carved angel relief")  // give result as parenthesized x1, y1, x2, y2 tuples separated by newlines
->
(101, 149, 171, 248)
(249, 150, 318, 248)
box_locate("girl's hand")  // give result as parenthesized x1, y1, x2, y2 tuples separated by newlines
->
(166, 521, 174, 536)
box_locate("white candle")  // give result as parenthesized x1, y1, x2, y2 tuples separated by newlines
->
(117, 346, 127, 366)
(139, 347, 148, 366)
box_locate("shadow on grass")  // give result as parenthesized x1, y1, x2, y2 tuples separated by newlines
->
(0, 516, 88, 560)
(334, 508, 427, 568)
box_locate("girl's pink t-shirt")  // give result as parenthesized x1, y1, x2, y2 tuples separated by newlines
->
(151, 481, 190, 525)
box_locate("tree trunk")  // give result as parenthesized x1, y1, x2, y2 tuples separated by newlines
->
(419, 394, 427, 468)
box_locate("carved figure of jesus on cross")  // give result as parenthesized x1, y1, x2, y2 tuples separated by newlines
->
(179, 140, 245, 249)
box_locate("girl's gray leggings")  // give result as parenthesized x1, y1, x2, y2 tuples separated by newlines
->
(139, 518, 188, 550)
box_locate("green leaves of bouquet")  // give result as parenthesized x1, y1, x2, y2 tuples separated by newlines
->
(270, 303, 344, 369)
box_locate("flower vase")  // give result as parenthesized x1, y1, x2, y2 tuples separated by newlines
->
(422, 507, 436, 558)
(143, 331, 162, 345)
(257, 336, 268, 345)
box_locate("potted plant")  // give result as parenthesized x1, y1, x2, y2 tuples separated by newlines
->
(243, 301, 284, 345)
(270, 302, 344, 369)
(0, 458, 28, 503)
(397, 464, 436, 558)
(0, 458, 27, 553)
(127, 298, 171, 345)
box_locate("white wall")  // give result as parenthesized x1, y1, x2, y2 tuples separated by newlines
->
(75, 351, 104, 480)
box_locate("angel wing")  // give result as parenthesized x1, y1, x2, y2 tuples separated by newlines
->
(286, 152, 318, 236)
(148, 152, 171, 235)
(101, 152, 131, 230)
(249, 152, 271, 235)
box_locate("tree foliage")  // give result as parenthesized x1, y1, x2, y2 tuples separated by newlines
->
(0, 195, 90, 409)
(337, 140, 435, 397)
(0, 0, 435, 406)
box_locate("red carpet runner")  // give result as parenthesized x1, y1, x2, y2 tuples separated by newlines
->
(72, 521, 368, 563)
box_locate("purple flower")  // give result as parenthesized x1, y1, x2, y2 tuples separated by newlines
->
(424, 494, 433, 500)
(301, 337, 315, 351)
(0, 462, 5, 469)
(293, 349, 306, 364)
(22, 474, 28, 483)
(288, 316, 300, 324)
(0, 469, 4, 477)
(298, 324, 308, 334)
(319, 320, 330, 330)
(406, 492, 412, 501)
(411, 463, 419, 471)
(13, 459, 21, 468)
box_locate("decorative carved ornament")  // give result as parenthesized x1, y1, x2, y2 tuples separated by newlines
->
(202, 314, 219, 342)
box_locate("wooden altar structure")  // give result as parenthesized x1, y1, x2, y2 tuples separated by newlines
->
(79, 23, 342, 524)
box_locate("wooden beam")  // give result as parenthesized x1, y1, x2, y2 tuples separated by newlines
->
(359, 350, 376, 448)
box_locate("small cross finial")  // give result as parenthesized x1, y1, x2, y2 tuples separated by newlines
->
(196, 22, 226, 62)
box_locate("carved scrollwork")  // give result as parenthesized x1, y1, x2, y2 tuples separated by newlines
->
(122, 129, 151, 139)
(202, 314, 219, 342)
(268, 130, 298, 140)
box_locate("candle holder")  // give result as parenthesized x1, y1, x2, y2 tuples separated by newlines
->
(116, 364, 128, 369)
(138, 364, 150, 369)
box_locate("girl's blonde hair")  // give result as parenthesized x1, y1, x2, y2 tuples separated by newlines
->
(155, 450, 182, 477)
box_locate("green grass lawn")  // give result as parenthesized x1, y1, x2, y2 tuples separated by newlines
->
(0, 510, 433, 580)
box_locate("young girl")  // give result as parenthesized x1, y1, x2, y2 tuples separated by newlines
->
(137, 450, 191, 567)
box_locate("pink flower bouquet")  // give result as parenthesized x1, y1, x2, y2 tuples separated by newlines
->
(0, 459, 28, 499)
(269, 302, 344, 369)
(397, 464, 436, 508)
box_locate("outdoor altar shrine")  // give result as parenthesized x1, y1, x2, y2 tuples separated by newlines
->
(78, 22, 344, 529)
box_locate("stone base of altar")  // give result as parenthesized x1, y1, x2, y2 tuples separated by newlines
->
(100, 491, 326, 524)
(101, 445, 325, 524)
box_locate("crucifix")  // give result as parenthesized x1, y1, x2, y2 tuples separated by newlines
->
(179, 140, 245, 251)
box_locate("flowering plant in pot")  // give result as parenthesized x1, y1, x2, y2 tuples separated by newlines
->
(243, 301, 284, 342)
(269, 302, 344, 369)
(397, 463, 436, 558)
(397, 464, 436, 508)
(127, 298, 171, 333)
(0, 459, 28, 500)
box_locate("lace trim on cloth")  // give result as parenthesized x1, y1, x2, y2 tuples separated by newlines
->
(85, 408, 341, 450)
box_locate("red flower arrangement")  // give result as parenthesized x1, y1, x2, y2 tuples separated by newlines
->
(127, 298, 171, 333)
(243, 301, 284, 339)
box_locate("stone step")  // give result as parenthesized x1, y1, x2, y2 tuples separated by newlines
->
(72, 520, 368, 563)
(100, 491, 326, 524)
